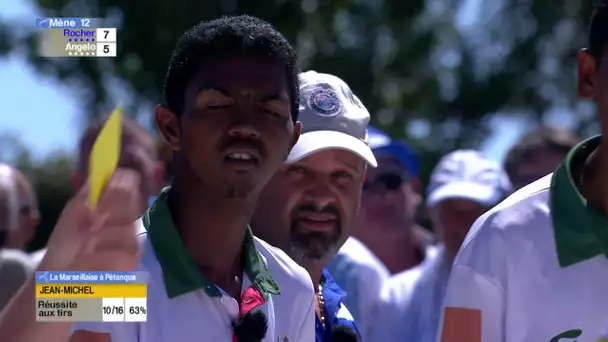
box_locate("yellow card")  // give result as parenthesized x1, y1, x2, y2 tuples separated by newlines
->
(88, 105, 123, 209)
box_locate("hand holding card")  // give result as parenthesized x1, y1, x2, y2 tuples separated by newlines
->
(39, 105, 142, 272)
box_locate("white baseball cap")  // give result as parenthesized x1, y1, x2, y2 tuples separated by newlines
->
(426, 150, 512, 207)
(286, 71, 377, 167)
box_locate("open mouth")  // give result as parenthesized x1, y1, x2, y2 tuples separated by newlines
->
(223, 150, 260, 168)
(295, 212, 338, 231)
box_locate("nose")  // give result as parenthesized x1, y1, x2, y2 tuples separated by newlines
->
(227, 106, 261, 139)
(304, 182, 337, 210)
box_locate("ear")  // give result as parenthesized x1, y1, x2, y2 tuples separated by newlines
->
(361, 165, 367, 183)
(578, 49, 597, 99)
(291, 121, 301, 149)
(155, 105, 181, 151)
(283, 121, 301, 161)
(70, 171, 86, 190)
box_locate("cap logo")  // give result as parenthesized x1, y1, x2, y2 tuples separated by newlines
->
(308, 87, 341, 116)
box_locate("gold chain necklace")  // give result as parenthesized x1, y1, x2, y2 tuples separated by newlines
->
(316, 284, 326, 329)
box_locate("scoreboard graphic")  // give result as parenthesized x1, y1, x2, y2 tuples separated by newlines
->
(36, 17, 117, 57)
(35, 271, 147, 322)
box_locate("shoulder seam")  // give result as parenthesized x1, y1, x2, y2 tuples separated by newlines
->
(453, 263, 506, 294)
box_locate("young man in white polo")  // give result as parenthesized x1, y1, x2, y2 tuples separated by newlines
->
(251, 71, 377, 342)
(0, 15, 315, 342)
(438, 4, 608, 341)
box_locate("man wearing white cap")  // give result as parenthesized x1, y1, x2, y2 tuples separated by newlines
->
(252, 70, 377, 342)
(367, 150, 511, 342)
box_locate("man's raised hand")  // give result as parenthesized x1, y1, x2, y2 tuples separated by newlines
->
(40, 169, 143, 272)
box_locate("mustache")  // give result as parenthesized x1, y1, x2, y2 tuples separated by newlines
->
(292, 203, 341, 219)
(217, 136, 266, 158)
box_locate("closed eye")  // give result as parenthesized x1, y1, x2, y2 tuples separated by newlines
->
(288, 166, 308, 174)
(207, 104, 231, 110)
(263, 108, 282, 117)
(334, 171, 354, 180)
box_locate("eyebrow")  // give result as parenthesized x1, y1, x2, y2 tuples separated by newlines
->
(196, 85, 231, 97)
(341, 162, 361, 174)
(196, 85, 287, 102)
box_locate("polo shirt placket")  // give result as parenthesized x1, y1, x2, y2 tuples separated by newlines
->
(143, 189, 280, 340)
(144, 188, 280, 301)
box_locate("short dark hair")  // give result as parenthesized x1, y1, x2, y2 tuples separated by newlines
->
(589, 1, 608, 62)
(162, 15, 300, 122)
(504, 126, 579, 180)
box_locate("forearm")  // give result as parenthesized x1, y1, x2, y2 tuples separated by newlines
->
(0, 275, 73, 342)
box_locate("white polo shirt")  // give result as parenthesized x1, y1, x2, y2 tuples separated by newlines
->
(72, 188, 316, 342)
(438, 136, 608, 342)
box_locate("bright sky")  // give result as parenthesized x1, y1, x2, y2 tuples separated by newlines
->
(0, 0, 525, 163)
(0, 0, 78, 159)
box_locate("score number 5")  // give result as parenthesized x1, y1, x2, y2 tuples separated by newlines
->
(95, 28, 117, 57)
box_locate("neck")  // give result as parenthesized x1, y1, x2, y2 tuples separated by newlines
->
(300, 260, 326, 289)
(356, 227, 421, 274)
(168, 172, 257, 283)
(581, 138, 608, 215)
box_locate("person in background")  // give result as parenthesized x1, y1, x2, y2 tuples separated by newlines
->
(325, 229, 388, 342)
(252, 70, 377, 342)
(0, 165, 39, 251)
(325, 127, 433, 339)
(351, 126, 435, 275)
(74, 116, 166, 209)
(504, 125, 579, 191)
(368, 150, 511, 342)
(0, 164, 35, 310)
(438, 4, 608, 341)
(30, 116, 166, 264)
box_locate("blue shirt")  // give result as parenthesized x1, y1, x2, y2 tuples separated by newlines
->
(316, 269, 361, 342)
(325, 237, 389, 340)
(367, 245, 448, 342)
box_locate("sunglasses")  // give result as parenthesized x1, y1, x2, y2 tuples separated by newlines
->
(363, 173, 406, 192)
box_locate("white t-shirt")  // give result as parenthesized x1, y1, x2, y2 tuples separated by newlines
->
(437, 135, 608, 342)
(72, 188, 315, 342)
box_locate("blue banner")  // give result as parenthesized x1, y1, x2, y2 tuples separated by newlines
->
(36, 18, 104, 29)
(35, 271, 148, 284)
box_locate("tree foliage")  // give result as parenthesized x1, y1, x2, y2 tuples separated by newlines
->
(0, 0, 599, 241)
(4, 0, 594, 182)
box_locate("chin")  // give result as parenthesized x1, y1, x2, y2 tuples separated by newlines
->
(290, 246, 332, 262)
(223, 184, 255, 199)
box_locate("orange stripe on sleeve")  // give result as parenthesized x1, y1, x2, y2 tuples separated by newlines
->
(440, 307, 481, 342)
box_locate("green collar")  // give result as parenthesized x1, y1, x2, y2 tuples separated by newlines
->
(142, 187, 280, 299)
(550, 135, 608, 267)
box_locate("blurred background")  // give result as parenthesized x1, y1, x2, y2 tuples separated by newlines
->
(0, 0, 598, 251)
